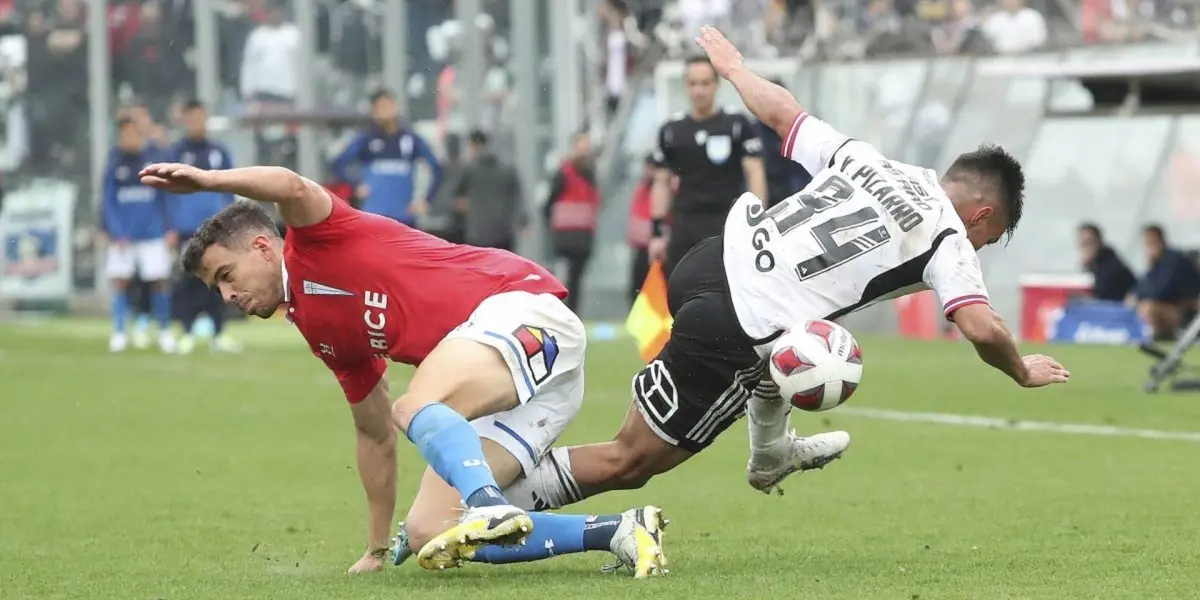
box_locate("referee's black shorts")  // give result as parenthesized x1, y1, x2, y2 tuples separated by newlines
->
(632, 236, 771, 453)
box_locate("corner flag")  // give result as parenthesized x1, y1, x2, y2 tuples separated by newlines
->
(625, 261, 672, 362)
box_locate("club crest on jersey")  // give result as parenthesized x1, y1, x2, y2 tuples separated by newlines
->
(513, 325, 559, 384)
(303, 280, 353, 296)
(706, 135, 732, 164)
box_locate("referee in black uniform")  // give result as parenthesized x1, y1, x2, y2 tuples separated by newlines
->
(649, 55, 766, 276)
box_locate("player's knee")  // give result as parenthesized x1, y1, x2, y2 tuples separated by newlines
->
(390, 393, 436, 433)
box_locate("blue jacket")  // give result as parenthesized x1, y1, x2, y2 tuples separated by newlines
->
(331, 125, 442, 224)
(1136, 248, 1200, 303)
(102, 146, 169, 242)
(166, 137, 236, 235)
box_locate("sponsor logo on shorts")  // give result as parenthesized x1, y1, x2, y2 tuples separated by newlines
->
(513, 325, 559, 384)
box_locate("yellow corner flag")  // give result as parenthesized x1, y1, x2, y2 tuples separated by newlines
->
(626, 261, 673, 363)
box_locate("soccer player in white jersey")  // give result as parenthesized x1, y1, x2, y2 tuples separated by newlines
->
(395, 28, 1070, 557)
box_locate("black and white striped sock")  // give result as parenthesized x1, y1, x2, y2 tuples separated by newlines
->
(504, 447, 584, 511)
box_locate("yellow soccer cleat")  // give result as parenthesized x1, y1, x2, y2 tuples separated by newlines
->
(417, 504, 534, 570)
(601, 505, 669, 579)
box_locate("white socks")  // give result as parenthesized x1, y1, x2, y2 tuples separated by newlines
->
(503, 447, 583, 511)
(747, 381, 791, 468)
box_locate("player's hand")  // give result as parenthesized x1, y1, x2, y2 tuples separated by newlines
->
(1019, 354, 1070, 388)
(356, 184, 371, 200)
(347, 550, 386, 574)
(695, 26, 745, 80)
(648, 236, 668, 264)
(139, 163, 215, 194)
(165, 230, 179, 249)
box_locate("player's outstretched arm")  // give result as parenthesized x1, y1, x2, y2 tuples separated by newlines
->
(953, 304, 1070, 388)
(695, 26, 801, 139)
(348, 377, 398, 573)
(140, 163, 333, 228)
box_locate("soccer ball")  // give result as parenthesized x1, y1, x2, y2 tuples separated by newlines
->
(767, 319, 863, 412)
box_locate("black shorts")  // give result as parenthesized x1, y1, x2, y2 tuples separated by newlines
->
(632, 236, 775, 453)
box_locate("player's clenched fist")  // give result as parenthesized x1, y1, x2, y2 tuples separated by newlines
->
(139, 163, 215, 194)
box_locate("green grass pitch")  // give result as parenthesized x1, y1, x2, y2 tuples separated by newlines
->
(3, 318, 1200, 599)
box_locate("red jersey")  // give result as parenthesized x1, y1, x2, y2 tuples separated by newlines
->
(283, 196, 567, 403)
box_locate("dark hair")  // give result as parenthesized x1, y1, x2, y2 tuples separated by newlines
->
(181, 201, 280, 274)
(369, 89, 394, 105)
(468, 128, 489, 146)
(684, 55, 717, 77)
(1078, 222, 1102, 242)
(945, 143, 1025, 240)
(182, 99, 205, 112)
(1144, 224, 1166, 242)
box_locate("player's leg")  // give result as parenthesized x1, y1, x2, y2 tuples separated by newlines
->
(175, 269, 204, 354)
(745, 378, 851, 495)
(1138, 299, 1184, 341)
(505, 238, 761, 509)
(388, 292, 587, 552)
(136, 239, 176, 353)
(105, 244, 135, 352)
(398, 367, 667, 577)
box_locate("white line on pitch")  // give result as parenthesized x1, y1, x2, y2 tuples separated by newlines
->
(837, 407, 1200, 443)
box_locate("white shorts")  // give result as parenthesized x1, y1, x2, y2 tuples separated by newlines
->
(446, 291, 587, 475)
(105, 238, 172, 281)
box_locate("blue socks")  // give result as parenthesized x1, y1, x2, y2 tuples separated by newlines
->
(151, 289, 171, 330)
(471, 513, 623, 564)
(406, 403, 505, 507)
(111, 290, 129, 332)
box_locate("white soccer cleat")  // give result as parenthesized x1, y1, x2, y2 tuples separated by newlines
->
(131, 328, 151, 350)
(158, 331, 177, 354)
(747, 430, 850, 495)
(603, 505, 669, 579)
(109, 333, 129, 353)
(211, 335, 244, 353)
(416, 504, 533, 571)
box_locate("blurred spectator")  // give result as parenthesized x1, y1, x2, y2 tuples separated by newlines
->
(427, 133, 467, 244)
(1077, 223, 1135, 302)
(165, 100, 240, 355)
(601, 1, 633, 117)
(239, 1, 298, 103)
(627, 153, 657, 304)
(118, 0, 189, 121)
(981, 0, 1047, 53)
(26, 0, 88, 177)
(544, 132, 599, 313)
(1134, 225, 1200, 341)
(331, 89, 442, 226)
(931, 0, 991, 54)
(455, 129, 526, 251)
(758, 79, 812, 207)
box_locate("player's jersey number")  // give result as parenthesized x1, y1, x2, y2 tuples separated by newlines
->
(746, 175, 892, 280)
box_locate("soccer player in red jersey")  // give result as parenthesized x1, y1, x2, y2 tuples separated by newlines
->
(139, 162, 668, 577)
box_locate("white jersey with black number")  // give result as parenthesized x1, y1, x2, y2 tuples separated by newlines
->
(722, 111, 992, 341)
